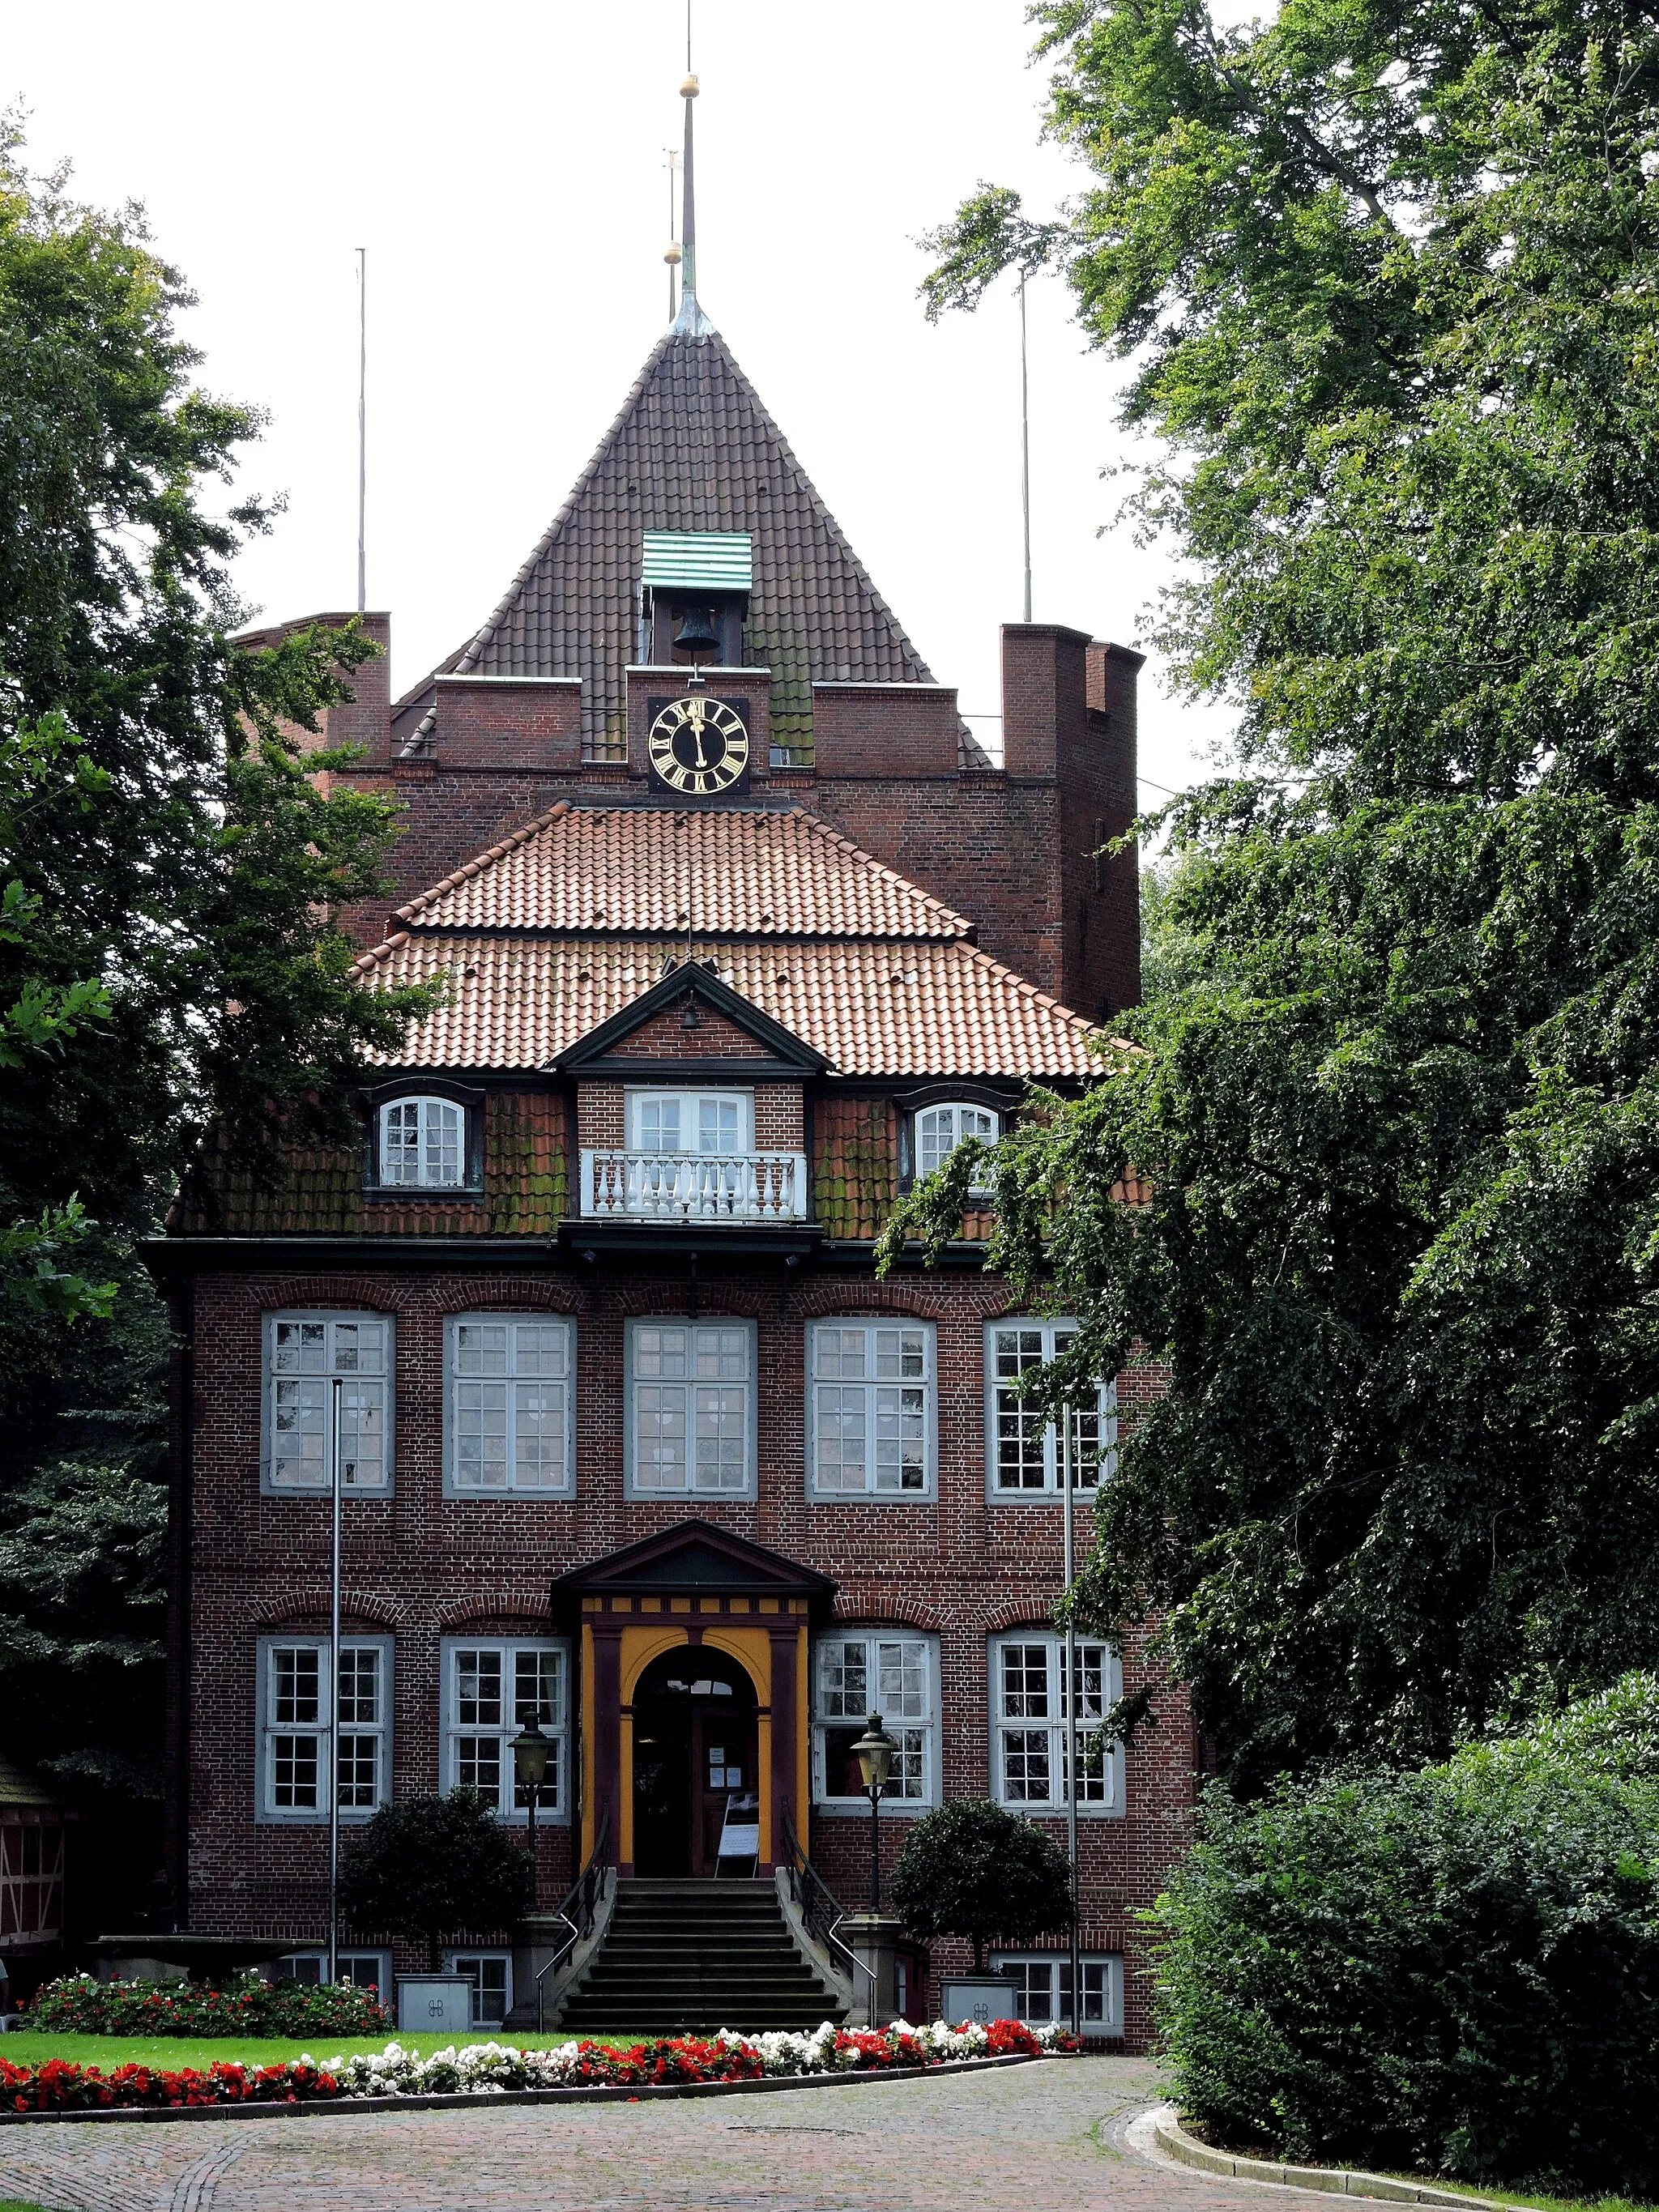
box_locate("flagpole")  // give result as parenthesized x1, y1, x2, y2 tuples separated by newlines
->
(356, 249, 367, 614)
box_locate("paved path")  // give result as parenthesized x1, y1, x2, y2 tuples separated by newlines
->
(0, 2058, 1277, 2212)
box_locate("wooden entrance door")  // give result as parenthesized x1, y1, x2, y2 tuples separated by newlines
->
(691, 1708, 758, 1876)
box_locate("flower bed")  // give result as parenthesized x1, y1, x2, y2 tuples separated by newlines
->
(26, 1974, 386, 2039)
(1, 2019, 1065, 2113)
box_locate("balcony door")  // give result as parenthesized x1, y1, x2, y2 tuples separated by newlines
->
(630, 1089, 752, 1157)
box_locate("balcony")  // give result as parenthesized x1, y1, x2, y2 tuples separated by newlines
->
(579, 1150, 808, 1223)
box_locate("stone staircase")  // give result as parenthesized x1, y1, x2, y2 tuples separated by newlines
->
(555, 1878, 846, 2035)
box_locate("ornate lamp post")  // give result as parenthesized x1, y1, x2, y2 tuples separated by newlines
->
(511, 1716, 551, 1906)
(851, 1711, 897, 1914)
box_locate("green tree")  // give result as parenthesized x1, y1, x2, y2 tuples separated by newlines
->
(900, 6, 1659, 1784)
(889, 1799, 1073, 1973)
(0, 129, 430, 1901)
(339, 1794, 532, 1972)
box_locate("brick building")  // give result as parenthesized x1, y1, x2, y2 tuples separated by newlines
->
(153, 241, 1195, 2046)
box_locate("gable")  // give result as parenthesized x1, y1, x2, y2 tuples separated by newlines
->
(553, 959, 826, 1075)
(599, 998, 770, 1063)
(560, 1518, 834, 1598)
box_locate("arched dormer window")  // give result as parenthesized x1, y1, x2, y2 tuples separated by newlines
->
(915, 1102, 1000, 1190)
(379, 1095, 465, 1188)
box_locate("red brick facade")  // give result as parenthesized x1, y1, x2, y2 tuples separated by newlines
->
(166, 311, 1191, 2046)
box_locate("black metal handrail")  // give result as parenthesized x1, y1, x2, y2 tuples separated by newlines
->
(778, 1798, 876, 2013)
(535, 1797, 610, 2031)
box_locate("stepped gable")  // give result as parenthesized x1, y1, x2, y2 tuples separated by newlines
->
(394, 803, 975, 940)
(396, 325, 987, 765)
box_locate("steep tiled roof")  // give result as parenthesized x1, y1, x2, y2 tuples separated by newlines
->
(403, 326, 987, 765)
(397, 803, 974, 941)
(353, 932, 1102, 1079)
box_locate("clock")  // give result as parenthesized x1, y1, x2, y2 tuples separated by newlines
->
(646, 694, 751, 795)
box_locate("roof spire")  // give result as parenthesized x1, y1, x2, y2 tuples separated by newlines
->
(670, 8, 713, 338)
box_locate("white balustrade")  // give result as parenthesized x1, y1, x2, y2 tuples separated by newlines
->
(580, 1150, 807, 1221)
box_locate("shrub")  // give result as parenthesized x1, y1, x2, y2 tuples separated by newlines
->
(27, 1971, 386, 2037)
(338, 1790, 531, 1971)
(889, 1798, 1073, 1971)
(1152, 1677, 1659, 2199)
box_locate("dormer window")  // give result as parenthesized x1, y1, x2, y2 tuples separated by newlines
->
(378, 1095, 466, 1188)
(915, 1102, 1000, 1187)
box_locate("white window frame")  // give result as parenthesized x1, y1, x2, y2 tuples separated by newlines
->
(990, 1951, 1124, 2035)
(442, 1950, 513, 2027)
(255, 1634, 393, 1825)
(623, 1317, 757, 1499)
(807, 1319, 936, 1501)
(913, 1101, 1000, 1192)
(984, 1319, 1118, 1500)
(262, 1311, 394, 1496)
(440, 1637, 571, 1825)
(271, 1950, 392, 1996)
(377, 1093, 470, 1189)
(989, 1632, 1123, 1817)
(811, 1630, 940, 1813)
(625, 1088, 754, 1154)
(442, 1314, 576, 1498)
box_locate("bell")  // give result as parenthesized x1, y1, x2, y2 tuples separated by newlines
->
(673, 604, 720, 662)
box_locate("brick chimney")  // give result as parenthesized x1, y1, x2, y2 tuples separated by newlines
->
(1000, 624, 1142, 1019)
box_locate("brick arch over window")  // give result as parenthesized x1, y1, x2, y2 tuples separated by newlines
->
(827, 1594, 945, 1632)
(253, 1591, 409, 1630)
(436, 1597, 559, 1633)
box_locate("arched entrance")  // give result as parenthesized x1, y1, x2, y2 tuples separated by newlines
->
(631, 1645, 759, 1877)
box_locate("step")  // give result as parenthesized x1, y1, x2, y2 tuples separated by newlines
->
(555, 1876, 847, 2034)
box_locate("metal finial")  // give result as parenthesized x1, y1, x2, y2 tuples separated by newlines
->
(669, 30, 713, 338)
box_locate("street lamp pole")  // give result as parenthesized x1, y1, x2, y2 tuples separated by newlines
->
(512, 1717, 552, 1912)
(328, 1374, 343, 1988)
(1061, 1398, 1081, 2039)
(851, 1712, 897, 1914)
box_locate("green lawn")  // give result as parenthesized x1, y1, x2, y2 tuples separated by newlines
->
(1378, 2180, 1653, 2212)
(0, 2028, 656, 2069)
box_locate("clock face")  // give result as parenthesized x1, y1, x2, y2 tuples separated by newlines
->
(647, 695, 750, 795)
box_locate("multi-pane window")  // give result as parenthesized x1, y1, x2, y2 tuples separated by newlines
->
(987, 1320, 1116, 1496)
(445, 1952, 511, 2027)
(630, 1091, 750, 1153)
(446, 1316, 574, 1494)
(379, 1095, 466, 1187)
(627, 1320, 754, 1495)
(808, 1321, 934, 1498)
(257, 1637, 390, 1822)
(441, 1639, 568, 1821)
(266, 1314, 390, 1492)
(991, 1634, 1119, 1813)
(991, 1954, 1121, 2034)
(915, 1102, 1000, 1184)
(812, 1633, 936, 1807)
(273, 1951, 390, 1993)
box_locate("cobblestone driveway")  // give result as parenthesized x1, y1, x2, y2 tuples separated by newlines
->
(0, 2057, 1273, 2212)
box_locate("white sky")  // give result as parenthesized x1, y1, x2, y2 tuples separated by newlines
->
(7, 0, 1239, 799)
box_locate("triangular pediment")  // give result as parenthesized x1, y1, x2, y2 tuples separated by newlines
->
(557, 1519, 834, 1598)
(552, 959, 826, 1074)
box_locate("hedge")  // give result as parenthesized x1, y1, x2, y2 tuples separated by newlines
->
(25, 1973, 387, 2039)
(1151, 1676, 1659, 2199)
